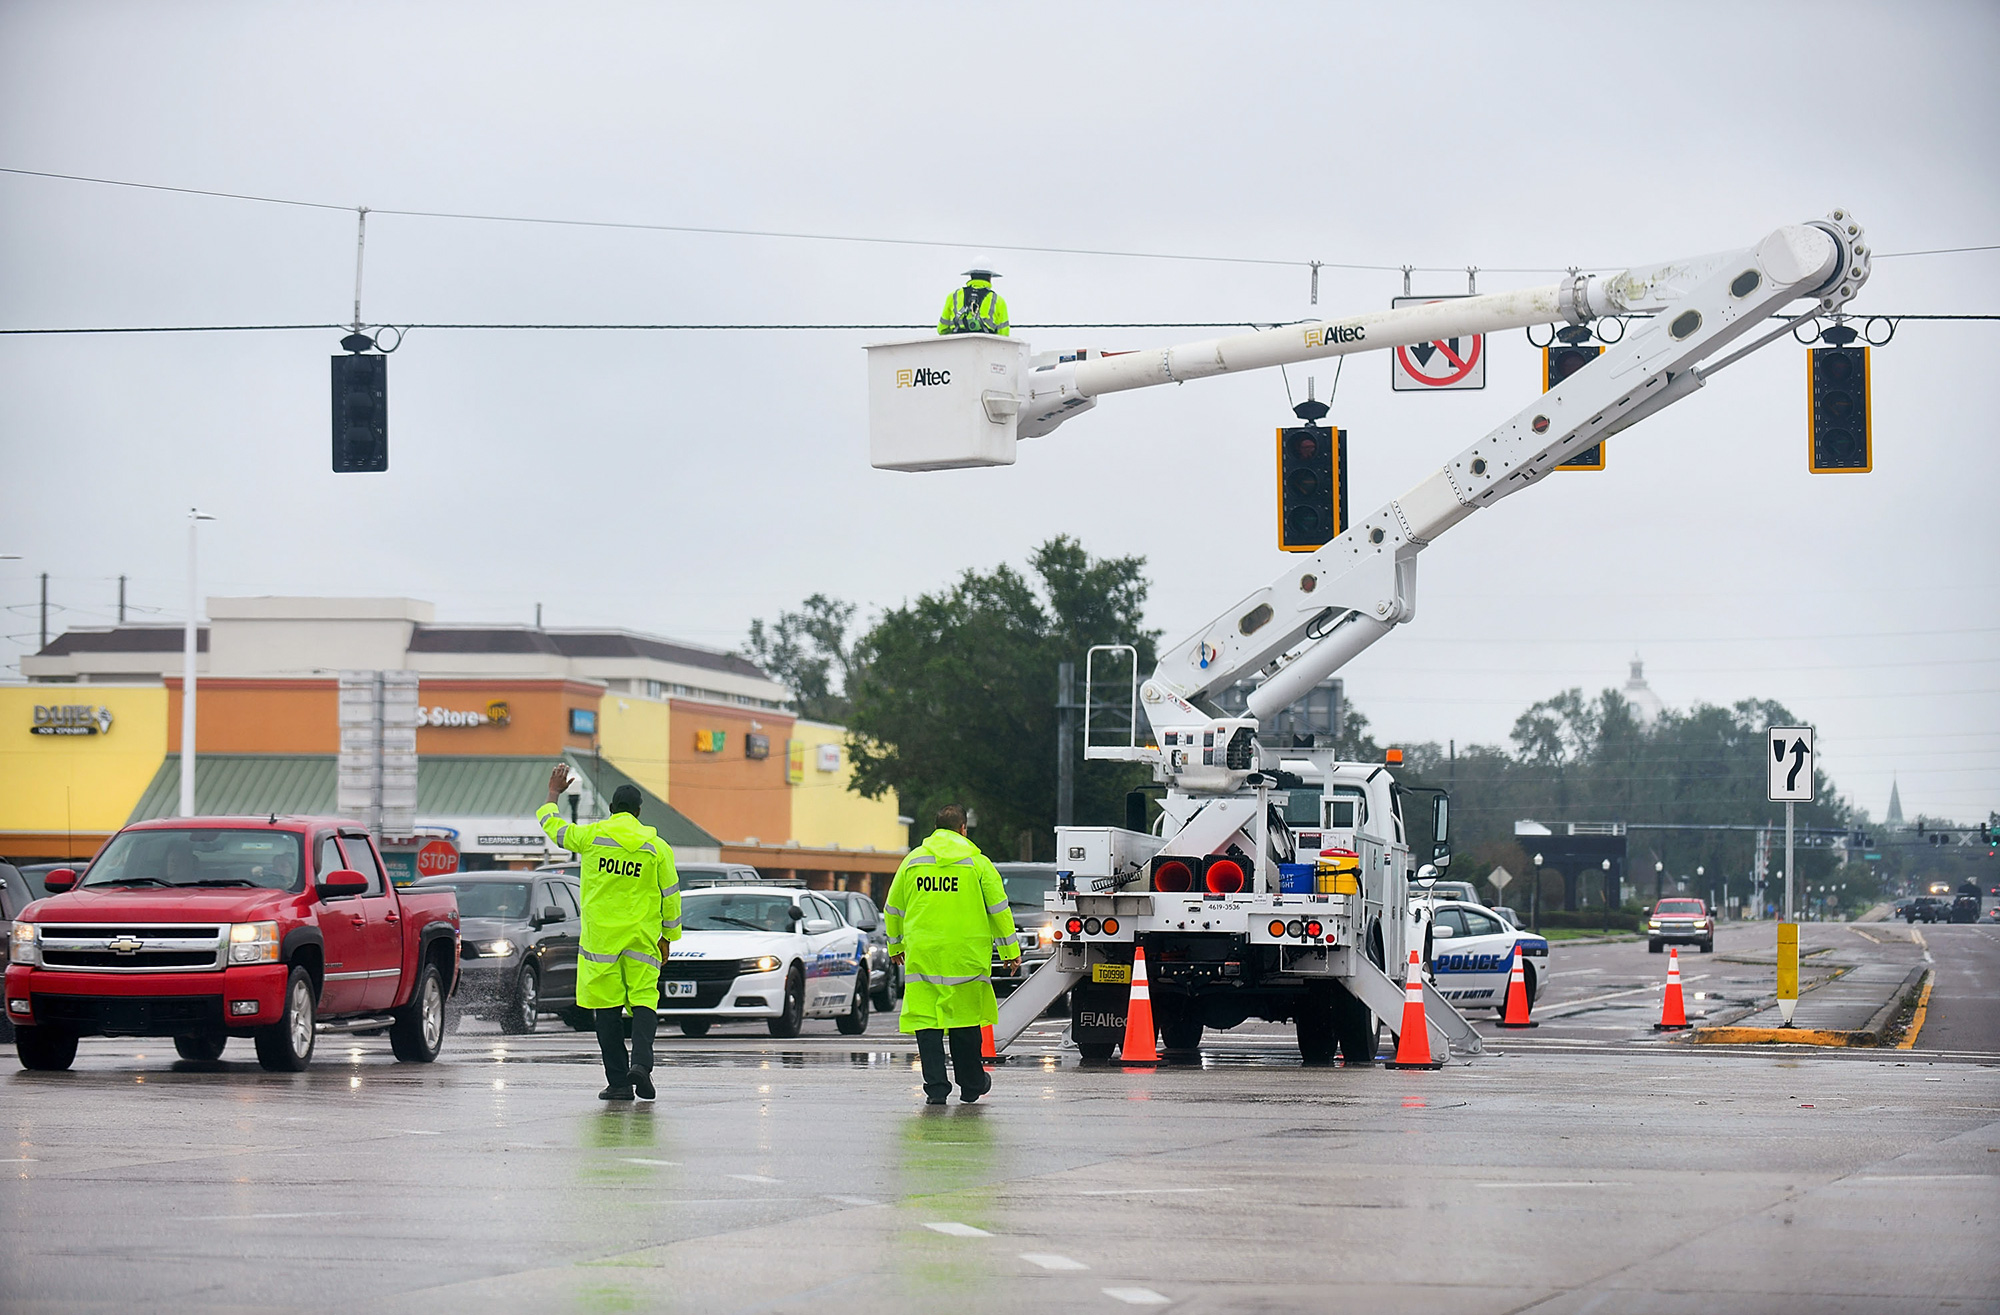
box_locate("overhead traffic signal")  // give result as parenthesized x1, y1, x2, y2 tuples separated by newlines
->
(1545, 327, 1605, 471)
(1277, 411, 1348, 553)
(332, 335, 388, 473)
(1809, 325, 1871, 473)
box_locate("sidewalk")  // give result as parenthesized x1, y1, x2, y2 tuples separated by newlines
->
(1692, 923, 1929, 1047)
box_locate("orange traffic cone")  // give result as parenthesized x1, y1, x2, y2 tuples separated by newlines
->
(1654, 945, 1691, 1031)
(1120, 947, 1158, 1065)
(1497, 943, 1537, 1028)
(1385, 949, 1444, 1070)
(981, 1024, 998, 1060)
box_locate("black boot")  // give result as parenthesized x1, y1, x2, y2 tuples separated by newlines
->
(948, 1026, 990, 1102)
(595, 1008, 633, 1100)
(629, 1007, 658, 1100)
(914, 1028, 951, 1104)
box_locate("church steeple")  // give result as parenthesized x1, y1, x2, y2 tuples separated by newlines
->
(1886, 778, 1904, 827)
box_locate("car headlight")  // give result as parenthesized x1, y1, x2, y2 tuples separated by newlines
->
(1648, 920, 1661, 930)
(11, 922, 39, 966)
(474, 939, 518, 958)
(228, 921, 280, 964)
(748, 954, 782, 973)
(1036, 925, 1054, 946)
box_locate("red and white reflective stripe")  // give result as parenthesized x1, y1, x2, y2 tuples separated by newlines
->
(1404, 948, 1425, 998)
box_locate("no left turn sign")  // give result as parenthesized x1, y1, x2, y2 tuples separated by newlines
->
(1390, 294, 1486, 391)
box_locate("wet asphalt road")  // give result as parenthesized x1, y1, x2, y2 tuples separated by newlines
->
(4, 929, 1996, 1314)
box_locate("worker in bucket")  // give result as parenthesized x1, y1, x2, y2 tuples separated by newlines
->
(937, 268, 1010, 336)
(884, 804, 1021, 1104)
(537, 765, 681, 1102)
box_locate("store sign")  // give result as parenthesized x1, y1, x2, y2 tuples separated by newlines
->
(786, 739, 806, 784)
(31, 704, 114, 736)
(569, 707, 597, 735)
(477, 834, 550, 848)
(695, 729, 727, 753)
(417, 701, 510, 728)
(745, 732, 770, 760)
(816, 743, 842, 773)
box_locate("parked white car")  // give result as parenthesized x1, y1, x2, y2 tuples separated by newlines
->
(657, 887, 871, 1037)
(1419, 899, 1551, 1010)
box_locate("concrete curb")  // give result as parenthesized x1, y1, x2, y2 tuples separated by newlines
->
(1690, 963, 1929, 1047)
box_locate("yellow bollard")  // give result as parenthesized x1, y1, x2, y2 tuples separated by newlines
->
(1776, 923, 1799, 1026)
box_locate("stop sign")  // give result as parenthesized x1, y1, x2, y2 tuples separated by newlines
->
(416, 839, 460, 878)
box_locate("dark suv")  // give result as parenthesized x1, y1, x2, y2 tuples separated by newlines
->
(414, 872, 585, 1033)
(1903, 897, 1946, 924)
(993, 862, 1060, 993)
(823, 890, 901, 1012)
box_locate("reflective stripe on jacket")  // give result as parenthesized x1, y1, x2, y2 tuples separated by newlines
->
(936, 280, 1011, 336)
(884, 828, 1018, 1031)
(537, 802, 680, 1009)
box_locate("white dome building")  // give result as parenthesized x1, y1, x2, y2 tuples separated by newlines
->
(1622, 655, 1665, 725)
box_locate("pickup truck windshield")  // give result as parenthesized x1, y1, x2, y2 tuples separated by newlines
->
(1000, 871, 1058, 912)
(682, 892, 795, 932)
(84, 829, 306, 891)
(424, 882, 529, 919)
(1655, 899, 1705, 915)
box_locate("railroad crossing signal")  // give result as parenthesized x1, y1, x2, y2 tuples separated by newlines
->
(1767, 726, 1815, 803)
(331, 335, 388, 473)
(1277, 413, 1348, 553)
(1545, 328, 1605, 471)
(1808, 325, 1870, 473)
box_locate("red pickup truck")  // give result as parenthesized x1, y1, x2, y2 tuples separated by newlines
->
(6, 816, 459, 1072)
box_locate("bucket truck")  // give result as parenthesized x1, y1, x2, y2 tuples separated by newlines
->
(865, 212, 1871, 1063)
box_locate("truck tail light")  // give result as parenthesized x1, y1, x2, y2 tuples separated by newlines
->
(1153, 860, 1194, 893)
(1102, 918, 1119, 936)
(1066, 917, 1084, 936)
(1286, 920, 1304, 938)
(1268, 920, 1286, 937)
(1083, 918, 1102, 935)
(1204, 859, 1245, 896)
(1305, 920, 1323, 938)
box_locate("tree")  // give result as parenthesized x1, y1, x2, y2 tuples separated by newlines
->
(745, 594, 859, 724)
(846, 536, 1160, 859)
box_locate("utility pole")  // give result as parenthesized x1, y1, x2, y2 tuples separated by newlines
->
(39, 572, 48, 650)
(118, 575, 126, 624)
(1056, 661, 1077, 829)
(180, 510, 215, 817)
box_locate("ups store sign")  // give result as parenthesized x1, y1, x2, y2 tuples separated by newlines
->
(32, 704, 115, 736)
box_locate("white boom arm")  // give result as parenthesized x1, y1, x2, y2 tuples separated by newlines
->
(864, 211, 1870, 785)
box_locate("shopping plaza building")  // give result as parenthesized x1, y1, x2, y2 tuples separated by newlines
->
(3, 597, 907, 894)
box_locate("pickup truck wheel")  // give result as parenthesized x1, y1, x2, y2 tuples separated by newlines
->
(174, 1034, 227, 1062)
(390, 962, 447, 1062)
(1648, 940, 1663, 953)
(500, 965, 540, 1035)
(767, 965, 805, 1038)
(15, 1025, 79, 1072)
(678, 1019, 712, 1037)
(836, 968, 871, 1036)
(255, 968, 318, 1072)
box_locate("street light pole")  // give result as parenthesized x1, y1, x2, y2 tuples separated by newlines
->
(1531, 853, 1543, 933)
(179, 509, 215, 818)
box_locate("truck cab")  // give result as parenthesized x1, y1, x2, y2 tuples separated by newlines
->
(6, 816, 459, 1073)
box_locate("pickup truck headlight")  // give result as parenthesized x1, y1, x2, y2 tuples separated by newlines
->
(1647, 920, 1661, 930)
(228, 921, 280, 964)
(472, 939, 517, 958)
(11, 922, 38, 966)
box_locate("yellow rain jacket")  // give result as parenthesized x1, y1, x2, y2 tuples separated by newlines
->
(937, 279, 1010, 336)
(884, 829, 1019, 1030)
(536, 803, 681, 1009)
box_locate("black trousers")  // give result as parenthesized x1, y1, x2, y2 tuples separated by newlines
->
(594, 1007, 657, 1087)
(914, 1026, 988, 1101)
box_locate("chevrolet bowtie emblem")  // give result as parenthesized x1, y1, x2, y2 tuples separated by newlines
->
(106, 936, 144, 955)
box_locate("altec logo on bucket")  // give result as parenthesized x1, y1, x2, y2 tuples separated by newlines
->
(895, 367, 951, 388)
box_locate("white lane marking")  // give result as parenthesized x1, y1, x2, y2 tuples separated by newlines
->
(1077, 1186, 1233, 1196)
(1103, 1288, 1172, 1306)
(729, 1173, 782, 1184)
(400, 1130, 441, 1136)
(191, 1211, 362, 1221)
(1548, 968, 1603, 978)
(1022, 1253, 1090, 1271)
(1538, 976, 1710, 1015)
(1475, 1180, 1629, 1189)
(1848, 1174, 1993, 1182)
(825, 1194, 882, 1207)
(622, 1157, 680, 1167)
(0, 1158, 38, 1163)
(924, 1221, 992, 1237)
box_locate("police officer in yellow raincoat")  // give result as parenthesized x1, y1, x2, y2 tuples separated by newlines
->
(884, 805, 1020, 1104)
(537, 765, 680, 1101)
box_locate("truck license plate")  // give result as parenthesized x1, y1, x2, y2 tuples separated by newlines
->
(1090, 964, 1131, 984)
(662, 980, 698, 998)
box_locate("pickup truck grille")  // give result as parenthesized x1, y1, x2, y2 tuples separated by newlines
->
(35, 924, 227, 973)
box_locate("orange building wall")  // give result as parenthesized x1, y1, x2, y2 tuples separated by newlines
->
(412, 680, 603, 756)
(667, 700, 794, 844)
(166, 679, 338, 753)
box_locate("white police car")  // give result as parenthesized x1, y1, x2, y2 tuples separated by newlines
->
(1420, 898, 1550, 1010)
(658, 886, 871, 1038)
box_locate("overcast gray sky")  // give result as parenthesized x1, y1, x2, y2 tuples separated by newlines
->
(3, 1, 1995, 824)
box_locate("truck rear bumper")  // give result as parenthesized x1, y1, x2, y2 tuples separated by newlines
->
(5, 964, 289, 1035)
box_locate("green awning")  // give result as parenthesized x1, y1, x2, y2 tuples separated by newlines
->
(126, 753, 718, 849)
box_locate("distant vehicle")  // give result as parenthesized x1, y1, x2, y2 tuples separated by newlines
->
(1646, 897, 1714, 953)
(537, 859, 776, 889)
(1490, 906, 1523, 930)
(414, 872, 586, 1033)
(1420, 899, 1550, 1010)
(821, 889, 902, 1012)
(1949, 894, 1981, 924)
(994, 862, 1060, 994)
(1903, 897, 1946, 924)
(1926, 881, 1952, 897)
(6, 817, 459, 1072)
(1411, 878, 1482, 905)
(656, 887, 869, 1038)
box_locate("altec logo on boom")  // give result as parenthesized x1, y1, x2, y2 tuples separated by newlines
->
(1303, 324, 1365, 349)
(895, 367, 951, 388)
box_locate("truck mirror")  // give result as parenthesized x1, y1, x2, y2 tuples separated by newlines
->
(1432, 924, 1456, 939)
(317, 869, 369, 899)
(1431, 795, 1451, 863)
(537, 905, 565, 925)
(42, 868, 78, 894)
(787, 905, 804, 922)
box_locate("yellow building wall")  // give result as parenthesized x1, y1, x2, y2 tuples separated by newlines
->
(595, 692, 672, 802)
(0, 686, 169, 836)
(787, 719, 905, 851)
